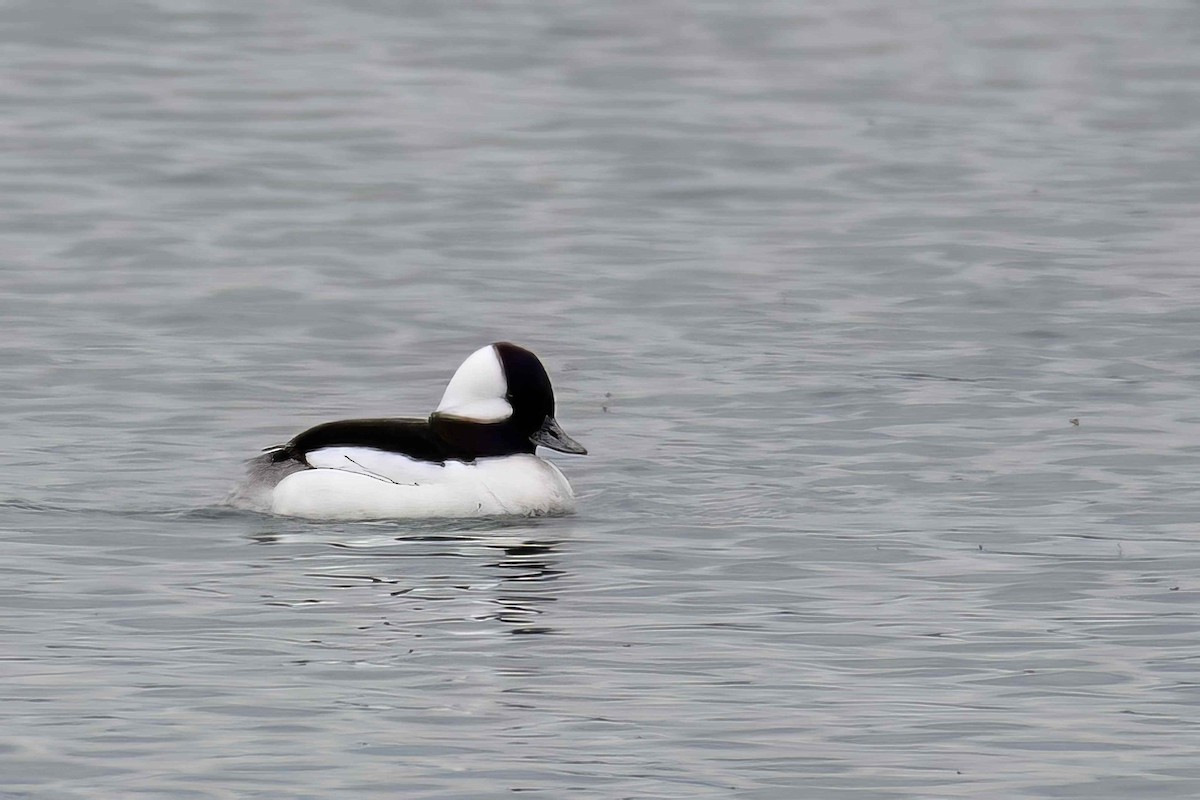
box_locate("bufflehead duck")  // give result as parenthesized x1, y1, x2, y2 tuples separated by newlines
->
(230, 342, 586, 520)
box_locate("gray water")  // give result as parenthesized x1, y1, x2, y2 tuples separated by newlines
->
(4, 0, 1200, 797)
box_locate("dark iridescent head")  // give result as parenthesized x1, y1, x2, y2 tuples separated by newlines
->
(429, 342, 586, 456)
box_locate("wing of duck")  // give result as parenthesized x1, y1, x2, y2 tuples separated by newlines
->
(303, 446, 449, 485)
(279, 418, 454, 485)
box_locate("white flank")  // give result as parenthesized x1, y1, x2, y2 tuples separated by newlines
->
(304, 447, 449, 484)
(270, 454, 575, 521)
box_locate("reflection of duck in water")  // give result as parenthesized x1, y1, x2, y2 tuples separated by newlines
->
(230, 343, 586, 520)
(484, 541, 564, 636)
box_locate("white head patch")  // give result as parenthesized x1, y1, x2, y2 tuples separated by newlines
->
(434, 344, 513, 423)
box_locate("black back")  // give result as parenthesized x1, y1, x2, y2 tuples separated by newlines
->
(271, 342, 559, 466)
(271, 418, 453, 463)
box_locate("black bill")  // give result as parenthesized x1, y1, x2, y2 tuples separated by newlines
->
(531, 416, 587, 455)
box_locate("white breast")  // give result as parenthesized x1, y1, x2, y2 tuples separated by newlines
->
(269, 453, 576, 520)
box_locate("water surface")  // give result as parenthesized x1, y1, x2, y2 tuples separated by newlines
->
(4, 1, 1200, 797)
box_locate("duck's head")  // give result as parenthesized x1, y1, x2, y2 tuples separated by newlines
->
(430, 342, 587, 457)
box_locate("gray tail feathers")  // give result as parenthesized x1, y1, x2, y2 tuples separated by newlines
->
(226, 451, 308, 513)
